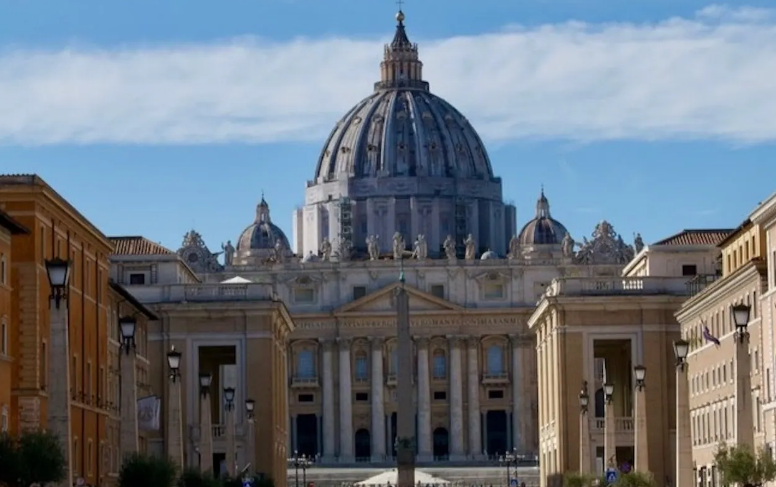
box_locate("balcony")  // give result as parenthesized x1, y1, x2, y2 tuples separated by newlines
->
(591, 417, 634, 432)
(291, 376, 319, 389)
(482, 372, 509, 385)
(545, 277, 691, 298)
(189, 423, 248, 442)
(686, 274, 721, 297)
(123, 283, 277, 303)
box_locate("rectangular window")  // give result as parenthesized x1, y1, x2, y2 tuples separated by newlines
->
(430, 285, 445, 299)
(354, 354, 368, 380)
(86, 362, 92, 402)
(298, 394, 314, 403)
(1, 254, 5, 284)
(682, 265, 698, 276)
(129, 273, 146, 285)
(488, 389, 504, 399)
(87, 440, 93, 475)
(41, 342, 47, 390)
(483, 283, 505, 300)
(355, 392, 369, 402)
(0, 319, 6, 355)
(353, 286, 367, 300)
(40, 225, 46, 260)
(433, 391, 447, 401)
(293, 287, 315, 303)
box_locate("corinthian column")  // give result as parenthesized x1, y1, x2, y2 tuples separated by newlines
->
(416, 337, 432, 461)
(466, 337, 482, 459)
(320, 339, 336, 462)
(338, 338, 354, 462)
(370, 337, 386, 462)
(510, 335, 523, 454)
(448, 335, 465, 460)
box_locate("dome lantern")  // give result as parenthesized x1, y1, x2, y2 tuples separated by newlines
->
(375, 9, 429, 92)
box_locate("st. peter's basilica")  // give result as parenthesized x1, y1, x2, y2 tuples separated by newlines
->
(111, 10, 641, 472)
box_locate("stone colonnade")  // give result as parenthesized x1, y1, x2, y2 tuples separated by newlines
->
(307, 334, 533, 462)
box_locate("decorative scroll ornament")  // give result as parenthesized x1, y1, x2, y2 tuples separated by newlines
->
(574, 220, 635, 265)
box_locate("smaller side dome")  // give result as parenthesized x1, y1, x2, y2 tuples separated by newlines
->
(518, 189, 569, 246)
(236, 195, 291, 252)
(480, 250, 499, 260)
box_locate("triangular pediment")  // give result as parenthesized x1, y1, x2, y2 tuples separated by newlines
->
(335, 282, 462, 314)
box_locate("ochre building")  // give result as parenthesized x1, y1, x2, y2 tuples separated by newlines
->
(0, 175, 115, 486)
(0, 209, 29, 434)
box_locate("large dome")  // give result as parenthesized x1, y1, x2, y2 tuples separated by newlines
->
(313, 12, 493, 183)
(314, 90, 493, 182)
(518, 190, 569, 246)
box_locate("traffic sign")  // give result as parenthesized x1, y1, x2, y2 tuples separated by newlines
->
(242, 479, 254, 487)
(605, 468, 618, 485)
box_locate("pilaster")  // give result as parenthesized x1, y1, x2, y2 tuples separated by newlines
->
(47, 300, 72, 487)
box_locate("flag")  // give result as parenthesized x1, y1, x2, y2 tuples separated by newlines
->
(703, 326, 721, 346)
(138, 395, 161, 431)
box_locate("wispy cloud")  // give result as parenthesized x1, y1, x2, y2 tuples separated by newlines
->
(1, 5, 776, 146)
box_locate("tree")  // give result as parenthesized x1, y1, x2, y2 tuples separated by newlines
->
(178, 468, 220, 487)
(119, 453, 178, 487)
(615, 471, 655, 487)
(715, 443, 776, 487)
(0, 430, 66, 487)
(564, 472, 603, 487)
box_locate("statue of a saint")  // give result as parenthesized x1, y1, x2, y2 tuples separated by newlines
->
(443, 235, 456, 261)
(392, 232, 405, 260)
(633, 233, 644, 254)
(339, 238, 353, 262)
(561, 232, 575, 258)
(413, 234, 428, 260)
(221, 240, 235, 266)
(273, 239, 286, 264)
(464, 234, 476, 261)
(508, 235, 520, 260)
(366, 235, 380, 261)
(319, 237, 332, 261)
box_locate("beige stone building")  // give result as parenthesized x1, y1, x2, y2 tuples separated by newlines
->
(675, 198, 776, 486)
(529, 229, 730, 487)
(106, 11, 649, 477)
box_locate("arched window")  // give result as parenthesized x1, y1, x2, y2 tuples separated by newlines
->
(432, 349, 447, 379)
(297, 350, 315, 378)
(389, 348, 398, 375)
(354, 351, 368, 380)
(486, 345, 504, 375)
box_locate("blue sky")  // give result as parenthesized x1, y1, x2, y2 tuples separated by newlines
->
(1, 0, 775, 253)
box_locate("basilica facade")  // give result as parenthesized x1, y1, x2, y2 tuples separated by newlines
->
(111, 11, 641, 472)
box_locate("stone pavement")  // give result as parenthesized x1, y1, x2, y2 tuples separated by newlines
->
(287, 466, 541, 487)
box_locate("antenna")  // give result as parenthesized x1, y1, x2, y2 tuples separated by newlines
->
(396, 0, 404, 10)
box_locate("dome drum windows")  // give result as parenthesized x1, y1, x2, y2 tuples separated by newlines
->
(292, 344, 320, 389)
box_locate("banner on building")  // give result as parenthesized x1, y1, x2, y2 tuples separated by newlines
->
(138, 395, 161, 431)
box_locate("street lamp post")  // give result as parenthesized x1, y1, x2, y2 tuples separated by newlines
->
(499, 448, 519, 487)
(224, 386, 236, 477)
(633, 365, 648, 473)
(603, 382, 616, 469)
(45, 257, 73, 487)
(673, 339, 692, 487)
(289, 450, 313, 487)
(731, 303, 754, 449)
(119, 316, 139, 458)
(166, 346, 184, 468)
(245, 399, 256, 476)
(199, 373, 214, 475)
(579, 382, 591, 474)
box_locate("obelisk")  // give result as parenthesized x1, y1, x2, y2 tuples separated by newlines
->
(395, 263, 415, 487)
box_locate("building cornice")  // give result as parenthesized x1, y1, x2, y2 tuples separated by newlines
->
(750, 191, 776, 228)
(675, 259, 767, 324)
(0, 175, 113, 253)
